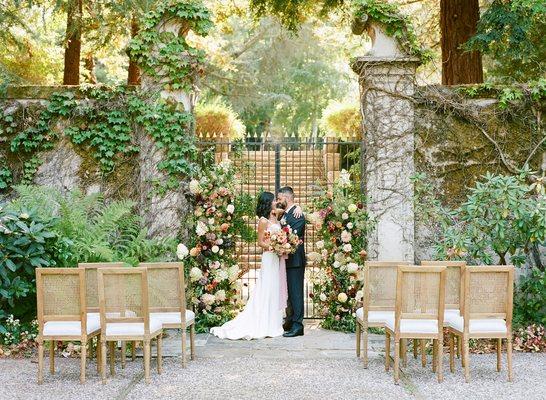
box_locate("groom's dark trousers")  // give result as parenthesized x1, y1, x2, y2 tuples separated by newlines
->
(284, 207, 306, 330)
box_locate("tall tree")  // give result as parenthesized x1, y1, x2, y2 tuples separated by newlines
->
(63, 0, 83, 84)
(440, 0, 483, 85)
(127, 14, 141, 84)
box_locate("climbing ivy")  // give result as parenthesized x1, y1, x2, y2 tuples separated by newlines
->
(127, 0, 213, 91)
(352, 0, 432, 64)
(455, 79, 546, 109)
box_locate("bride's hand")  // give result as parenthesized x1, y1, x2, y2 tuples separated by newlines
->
(293, 205, 303, 218)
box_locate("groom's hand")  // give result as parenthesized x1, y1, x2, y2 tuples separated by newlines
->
(293, 205, 303, 219)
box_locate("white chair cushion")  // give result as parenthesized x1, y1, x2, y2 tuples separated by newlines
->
(385, 316, 439, 334)
(105, 317, 162, 337)
(43, 314, 101, 336)
(447, 315, 507, 333)
(356, 308, 394, 325)
(151, 310, 195, 325)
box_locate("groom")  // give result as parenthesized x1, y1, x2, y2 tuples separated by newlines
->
(277, 186, 306, 337)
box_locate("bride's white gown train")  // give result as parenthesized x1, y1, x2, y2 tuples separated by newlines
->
(211, 223, 284, 340)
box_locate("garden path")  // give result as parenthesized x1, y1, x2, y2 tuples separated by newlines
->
(0, 321, 545, 400)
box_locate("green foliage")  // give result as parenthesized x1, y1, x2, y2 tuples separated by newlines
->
(455, 79, 546, 109)
(319, 101, 361, 139)
(0, 207, 59, 331)
(0, 160, 12, 190)
(6, 185, 177, 267)
(127, 0, 213, 91)
(514, 269, 546, 327)
(466, 0, 546, 82)
(0, 315, 38, 347)
(195, 100, 246, 139)
(352, 0, 432, 63)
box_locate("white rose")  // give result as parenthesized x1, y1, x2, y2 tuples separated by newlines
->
(189, 179, 201, 194)
(215, 269, 229, 281)
(208, 218, 215, 225)
(348, 204, 358, 213)
(219, 249, 224, 255)
(337, 292, 348, 303)
(215, 290, 226, 302)
(338, 169, 351, 188)
(319, 293, 327, 302)
(341, 230, 352, 243)
(226, 204, 235, 214)
(346, 222, 353, 229)
(307, 252, 322, 263)
(342, 213, 349, 220)
(343, 244, 352, 253)
(315, 240, 324, 250)
(356, 290, 363, 301)
(216, 238, 224, 245)
(176, 243, 189, 259)
(321, 249, 328, 258)
(333, 261, 341, 268)
(201, 293, 216, 306)
(189, 267, 203, 282)
(347, 262, 359, 274)
(211, 245, 220, 253)
(228, 265, 239, 282)
(196, 221, 208, 236)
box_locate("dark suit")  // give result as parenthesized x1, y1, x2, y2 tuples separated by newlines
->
(283, 205, 306, 329)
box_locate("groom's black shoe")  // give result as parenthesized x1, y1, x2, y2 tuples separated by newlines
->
(283, 326, 304, 337)
(283, 322, 293, 332)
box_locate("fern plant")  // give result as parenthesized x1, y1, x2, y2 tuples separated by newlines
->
(6, 185, 176, 266)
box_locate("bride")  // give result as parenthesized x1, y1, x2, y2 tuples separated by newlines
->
(211, 191, 288, 340)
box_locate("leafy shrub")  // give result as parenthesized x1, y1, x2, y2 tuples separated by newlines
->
(0, 208, 59, 330)
(514, 324, 546, 353)
(514, 268, 546, 327)
(319, 101, 362, 140)
(195, 100, 245, 140)
(0, 315, 38, 348)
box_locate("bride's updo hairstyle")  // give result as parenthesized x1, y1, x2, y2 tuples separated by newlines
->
(256, 191, 275, 219)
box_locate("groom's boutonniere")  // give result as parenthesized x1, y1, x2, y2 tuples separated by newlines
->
(280, 217, 287, 226)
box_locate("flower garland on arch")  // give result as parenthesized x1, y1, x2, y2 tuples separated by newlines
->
(307, 170, 373, 332)
(178, 159, 255, 331)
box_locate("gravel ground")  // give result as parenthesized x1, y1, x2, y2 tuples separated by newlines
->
(1, 329, 545, 400)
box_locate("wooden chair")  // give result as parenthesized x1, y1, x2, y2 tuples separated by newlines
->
(139, 262, 196, 366)
(97, 268, 163, 384)
(385, 265, 447, 384)
(446, 265, 514, 382)
(36, 268, 101, 384)
(417, 260, 466, 367)
(78, 262, 133, 367)
(356, 261, 410, 368)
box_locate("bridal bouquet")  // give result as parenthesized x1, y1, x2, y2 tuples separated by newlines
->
(266, 226, 301, 256)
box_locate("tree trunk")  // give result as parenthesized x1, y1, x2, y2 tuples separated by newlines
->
(63, 0, 83, 85)
(127, 15, 141, 85)
(440, 0, 483, 85)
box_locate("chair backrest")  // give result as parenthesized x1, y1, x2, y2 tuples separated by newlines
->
(97, 268, 150, 335)
(363, 261, 410, 312)
(464, 265, 514, 327)
(395, 265, 446, 327)
(421, 260, 466, 311)
(36, 268, 86, 335)
(139, 262, 187, 325)
(78, 262, 127, 312)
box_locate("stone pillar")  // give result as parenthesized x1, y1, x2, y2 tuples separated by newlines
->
(352, 52, 419, 262)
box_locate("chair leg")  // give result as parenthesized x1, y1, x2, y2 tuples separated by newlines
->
(121, 342, 126, 369)
(460, 334, 465, 367)
(181, 328, 187, 368)
(385, 331, 391, 372)
(143, 340, 151, 384)
(394, 339, 400, 384)
(88, 338, 94, 361)
(413, 339, 418, 359)
(38, 341, 44, 384)
(456, 335, 461, 359)
(449, 333, 455, 373)
(463, 335, 470, 383)
(356, 323, 361, 358)
(437, 336, 444, 383)
(401, 339, 407, 367)
(507, 335, 513, 382)
(96, 338, 102, 374)
(49, 340, 55, 375)
(432, 339, 438, 373)
(101, 341, 107, 384)
(363, 328, 369, 369)
(496, 338, 502, 372)
(190, 324, 196, 360)
(80, 340, 87, 384)
(420, 339, 427, 367)
(132, 341, 136, 361)
(157, 334, 163, 375)
(109, 342, 115, 376)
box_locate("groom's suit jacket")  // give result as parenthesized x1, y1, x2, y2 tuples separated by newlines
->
(283, 205, 306, 269)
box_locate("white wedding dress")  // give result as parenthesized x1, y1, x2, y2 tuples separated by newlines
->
(211, 220, 285, 340)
